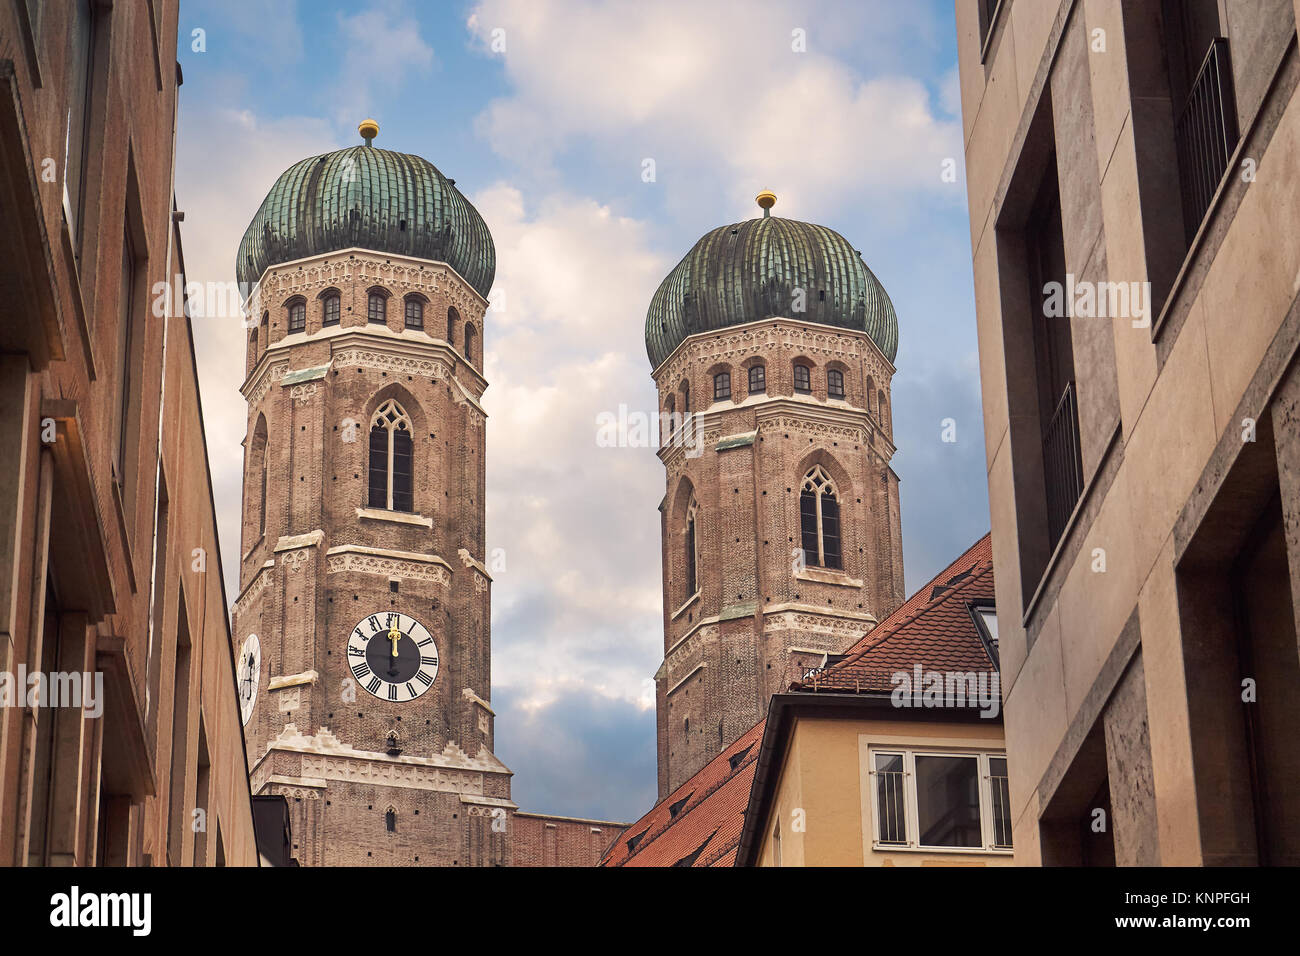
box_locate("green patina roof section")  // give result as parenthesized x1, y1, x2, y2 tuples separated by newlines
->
(237, 146, 495, 298)
(715, 431, 757, 451)
(644, 215, 898, 369)
(281, 364, 331, 385)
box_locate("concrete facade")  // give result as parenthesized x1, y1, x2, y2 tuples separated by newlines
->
(0, 0, 257, 865)
(957, 0, 1300, 864)
(652, 317, 905, 797)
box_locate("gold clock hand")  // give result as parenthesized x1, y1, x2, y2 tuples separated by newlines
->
(387, 623, 402, 658)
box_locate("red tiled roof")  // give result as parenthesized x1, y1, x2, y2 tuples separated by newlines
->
(793, 533, 995, 694)
(601, 721, 765, 867)
(605, 533, 995, 867)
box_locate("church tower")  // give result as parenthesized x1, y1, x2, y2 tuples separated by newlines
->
(646, 192, 906, 797)
(230, 122, 511, 865)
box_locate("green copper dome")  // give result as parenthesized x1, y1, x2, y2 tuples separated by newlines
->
(645, 212, 898, 369)
(237, 145, 495, 297)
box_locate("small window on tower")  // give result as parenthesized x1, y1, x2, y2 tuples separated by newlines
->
(793, 363, 812, 394)
(713, 371, 730, 401)
(322, 292, 340, 326)
(748, 364, 766, 395)
(404, 297, 424, 330)
(464, 324, 476, 363)
(828, 368, 845, 399)
(287, 299, 305, 333)
(368, 289, 388, 324)
(385, 808, 396, 833)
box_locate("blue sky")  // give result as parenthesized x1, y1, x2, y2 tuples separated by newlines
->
(176, 0, 987, 823)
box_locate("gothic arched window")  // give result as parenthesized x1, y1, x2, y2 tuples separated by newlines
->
(385, 807, 396, 832)
(828, 368, 845, 399)
(799, 466, 842, 570)
(464, 324, 476, 363)
(793, 363, 812, 394)
(250, 416, 269, 538)
(368, 399, 414, 512)
(367, 289, 388, 324)
(404, 296, 424, 330)
(287, 298, 306, 333)
(322, 291, 340, 326)
(447, 306, 459, 343)
(878, 390, 888, 432)
(685, 498, 699, 597)
(748, 364, 766, 395)
(682, 381, 691, 413)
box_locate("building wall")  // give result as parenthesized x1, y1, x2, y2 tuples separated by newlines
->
(653, 319, 905, 796)
(511, 813, 624, 867)
(0, 0, 256, 865)
(957, 0, 1300, 864)
(753, 716, 1010, 867)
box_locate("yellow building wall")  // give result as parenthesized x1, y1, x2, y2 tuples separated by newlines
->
(756, 716, 1013, 867)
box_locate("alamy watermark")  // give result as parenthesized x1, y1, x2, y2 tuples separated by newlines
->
(0, 667, 104, 717)
(890, 664, 1001, 719)
(1043, 274, 1151, 328)
(596, 405, 705, 457)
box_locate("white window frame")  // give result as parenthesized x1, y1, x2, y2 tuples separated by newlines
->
(865, 745, 1013, 855)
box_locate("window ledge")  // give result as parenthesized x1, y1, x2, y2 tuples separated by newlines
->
(872, 843, 1013, 856)
(795, 567, 863, 588)
(671, 591, 701, 621)
(355, 507, 432, 528)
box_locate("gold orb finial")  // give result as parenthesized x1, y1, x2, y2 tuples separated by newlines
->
(756, 190, 777, 217)
(359, 119, 380, 146)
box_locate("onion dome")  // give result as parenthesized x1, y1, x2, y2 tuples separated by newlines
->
(645, 192, 898, 369)
(237, 120, 495, 297)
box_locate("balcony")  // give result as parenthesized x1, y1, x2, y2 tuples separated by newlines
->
(1174, 38, 1239, 245)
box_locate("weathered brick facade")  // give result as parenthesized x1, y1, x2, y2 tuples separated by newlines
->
(653, 318, 905, 797)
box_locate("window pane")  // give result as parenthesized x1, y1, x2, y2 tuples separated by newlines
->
(714, 372, 730, 400)
(874, 753, 906, 845)
(289, 302, 305, 332)
(915, 755, 982, 848)
(794, 364, 810, 393)
(828, 369, 845, 399)
(989, 757, 1012, 848)
(821, 492, 842, 570)
(367, 427, 388, 508)
(405, 299, 423, 328)
(685, 518, 697, 595)
(391, 430, 413, 512)
(324, 295, 340, 325)
(368, 294, 386, 323)
(749, 365, 765, 393)
(799, 488, 819, 566)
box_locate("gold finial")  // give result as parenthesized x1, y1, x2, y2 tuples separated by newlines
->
(756, 190, 777, 217)
(359, 118, 380, 146)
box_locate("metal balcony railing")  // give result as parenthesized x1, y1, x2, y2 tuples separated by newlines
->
(1043, 381, 1084, 548)
(1174, 38, 1239, 245)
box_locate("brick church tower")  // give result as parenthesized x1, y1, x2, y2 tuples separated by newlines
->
(646, 192, 906, 797)
(230, 122, 512, 865)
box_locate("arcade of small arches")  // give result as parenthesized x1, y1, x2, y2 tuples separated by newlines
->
(249, 288, 478, 365)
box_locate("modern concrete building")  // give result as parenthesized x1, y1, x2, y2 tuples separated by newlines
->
(0, 0, 258, 864)
(956, 0, 1300, 864)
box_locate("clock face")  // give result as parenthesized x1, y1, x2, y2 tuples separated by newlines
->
(347, 612, 439, 703)
(238, 634, 261, 726)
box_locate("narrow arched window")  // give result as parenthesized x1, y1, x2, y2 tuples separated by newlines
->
(322, 292, 340, 326)
(683, 381, 691, 413)
(260, 311, 269, 347)
(260, 443, 270, 536)
(287, 299, 305, 333)
(447, 306, 459, 343)
(799, 466, 842, 570)
(368, 399, 414, 512)
(866, 376, 876, 417)
(464, 324, 476, 363)
(878, 390, 888, 432)
(713, 372, 730, 401)
(685, 498, 699, 597)
(748, 364, 766, 395)
(405, 297, 424, 329)
(385, 808, 396, 833)
(250, 416, 269, 539)
(828, 368, 845, 399)
(793, 363, 812, 394)
(367, 290, 387, 324)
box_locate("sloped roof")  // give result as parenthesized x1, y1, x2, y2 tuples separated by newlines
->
(794, 532, 996, 694)
(601, 722, 765, 867)
(605, 533, 995, 867)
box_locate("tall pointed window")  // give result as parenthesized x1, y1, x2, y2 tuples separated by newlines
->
(447, 306, 459, 343)
(368, 399, 414, 512)
(799, 466, 842, 570)
(685, 498, 699, 597)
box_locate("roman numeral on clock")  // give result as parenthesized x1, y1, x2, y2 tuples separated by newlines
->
(367, 677, 382, 695)
(388, 684, 398, 701)
(415, 671, 433, 686)
(416, 637, 433, 647)
(406, 683, 416, 698)
(352, 662, 370, 679)
(421, 655, 438, 665)
(367, 616, 381, 633)
(348, 645, 365, 657)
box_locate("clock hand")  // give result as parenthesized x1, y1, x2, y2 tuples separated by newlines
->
(387, 623, 402, 658)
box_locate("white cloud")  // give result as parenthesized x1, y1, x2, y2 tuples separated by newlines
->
(330, 1, 435, 125)
(467, 0, 961, 218)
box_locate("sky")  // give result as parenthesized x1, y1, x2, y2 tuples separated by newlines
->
(175, 0, 987, 823)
